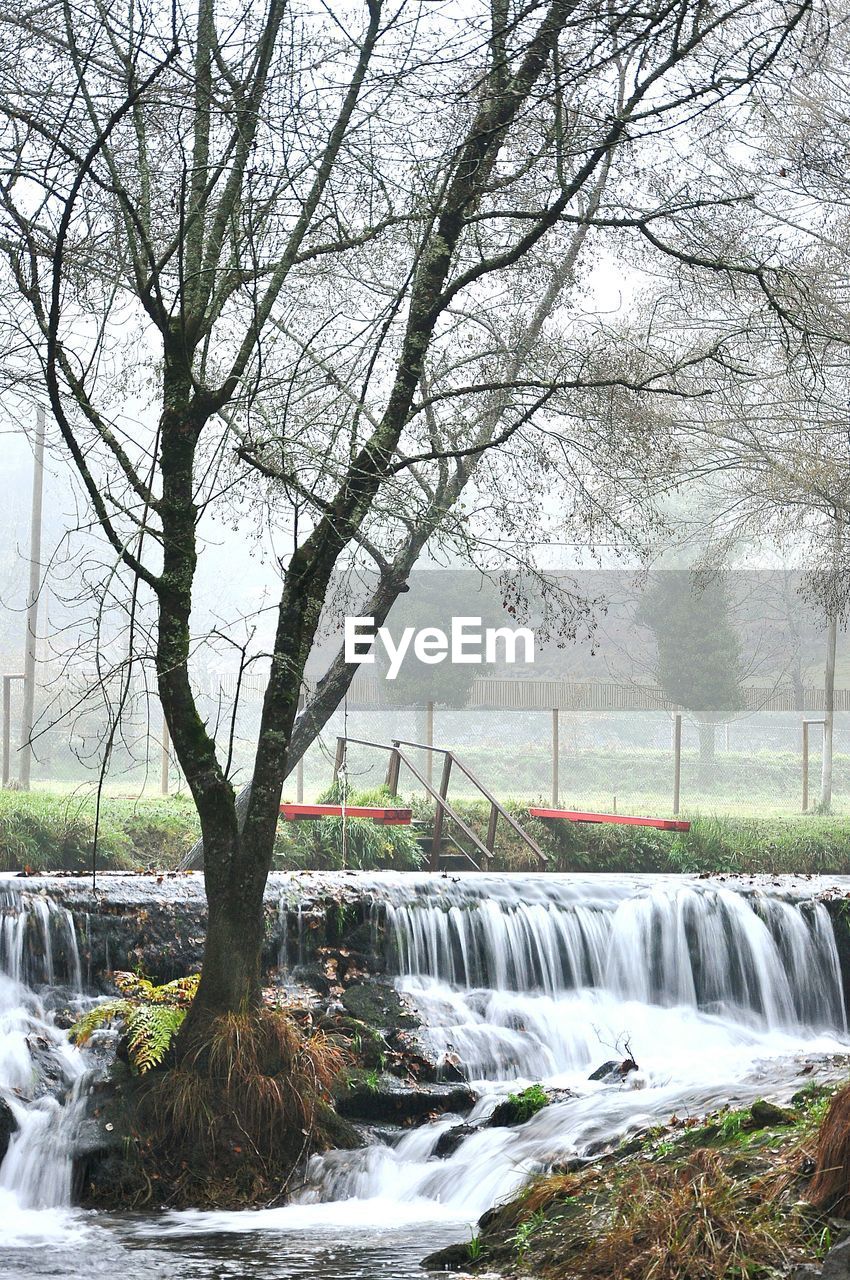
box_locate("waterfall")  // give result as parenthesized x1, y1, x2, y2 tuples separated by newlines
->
(0, 889, 89, 1214)
(0, 870, 848, 1247)
(379, 875, 847, 1047)
(297, 874, 850, 1214)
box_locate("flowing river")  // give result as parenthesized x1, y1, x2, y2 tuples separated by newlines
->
(1, 872, 849, 1279)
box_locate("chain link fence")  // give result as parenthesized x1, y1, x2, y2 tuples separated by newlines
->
(4, 661, 847, 818)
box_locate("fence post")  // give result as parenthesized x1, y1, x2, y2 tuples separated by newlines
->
(673, 712, 682, 816)
(551, 708, 559, 806)
(333, 736, 347, 783)
(430, 753, 453, 871)
(802, 720, 809, 812)
(385, 744, 401, 795)
(160, 712, 170, 796)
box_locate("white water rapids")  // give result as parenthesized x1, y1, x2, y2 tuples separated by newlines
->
(0, 872, 849, 1279)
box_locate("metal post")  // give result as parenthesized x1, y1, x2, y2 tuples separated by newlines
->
(333, 737, 347, 782)
(2, 675, 24, 787)
(551, 708, 559, 807)
(430, 753, 453, 871)
(385, 744, 401, 796)
(673, 712, 682, 816)
(425, 701, 434, 789)
(19, 406, 45, 791)
(160, 712, 170, 796)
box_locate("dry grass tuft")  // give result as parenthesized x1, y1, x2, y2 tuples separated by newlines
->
(554, 1150, 795, 1280)
(809, 1084, 850, 1216)
(130, 1006, 347, 1206)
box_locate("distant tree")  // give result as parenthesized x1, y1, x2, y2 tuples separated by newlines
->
(637, 572, 744, 784)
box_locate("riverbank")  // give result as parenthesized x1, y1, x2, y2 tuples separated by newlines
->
(423, 1086, 843, 1278)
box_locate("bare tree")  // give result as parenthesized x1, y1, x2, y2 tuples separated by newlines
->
(0, 0, 810, 1047)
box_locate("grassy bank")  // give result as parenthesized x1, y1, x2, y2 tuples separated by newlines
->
(0, 787, 421, 874)
(424, 1084, 842, 1279)
(455, 802, 850, 875)
(1, 787, 849, 875)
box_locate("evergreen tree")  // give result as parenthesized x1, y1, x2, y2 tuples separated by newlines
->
(637, 573, 744, 784)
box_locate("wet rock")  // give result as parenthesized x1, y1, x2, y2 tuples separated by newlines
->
(316, 1104, 365, 1151)
(485, 1084, 572, 1128)
(289, 963, 333, 996)
(386, 1028, 465, 1084)
(0, 1096, 18, 1163)
(434, 1123, 477, 1158)
(341, 982, 417, 1032)
(823, 1237, 850, 1279)
(353, 1122, 407, 1147)
(25, 1032, 68, 1099)
(337, 1074, 477, 1123)
(71, 1091, 126, 1204)
(421, 1241, 478, 1271)
(746, 1098, 796, 1129)
(588, 1058, 638, 1082)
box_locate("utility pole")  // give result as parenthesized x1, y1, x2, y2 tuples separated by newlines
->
(19, 406, 45, 791)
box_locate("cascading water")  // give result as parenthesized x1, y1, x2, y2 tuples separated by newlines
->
(295, 874, 850, 1219)
(0, 890, 88, 1222)
(1, 871, 849, 1280)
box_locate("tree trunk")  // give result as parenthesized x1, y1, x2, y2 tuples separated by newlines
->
(820, 613, 837, 813)
(177, 829, 267, 1050)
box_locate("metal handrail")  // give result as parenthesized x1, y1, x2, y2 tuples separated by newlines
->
(335, 735, 547, 869)
(391, 738, 548, 865)
(336, 736, 487, 869)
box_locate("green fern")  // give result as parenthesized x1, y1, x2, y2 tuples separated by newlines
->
(125, 1004, 186, 1073)
(70, 999, 134, 1043)
(70, 971, 200, 1074)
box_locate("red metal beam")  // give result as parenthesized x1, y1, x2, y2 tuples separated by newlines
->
(279, 803, 412, 825)
(529, 807, 690, 832)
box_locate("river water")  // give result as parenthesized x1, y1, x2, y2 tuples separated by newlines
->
(1, 873, 849, 1278)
